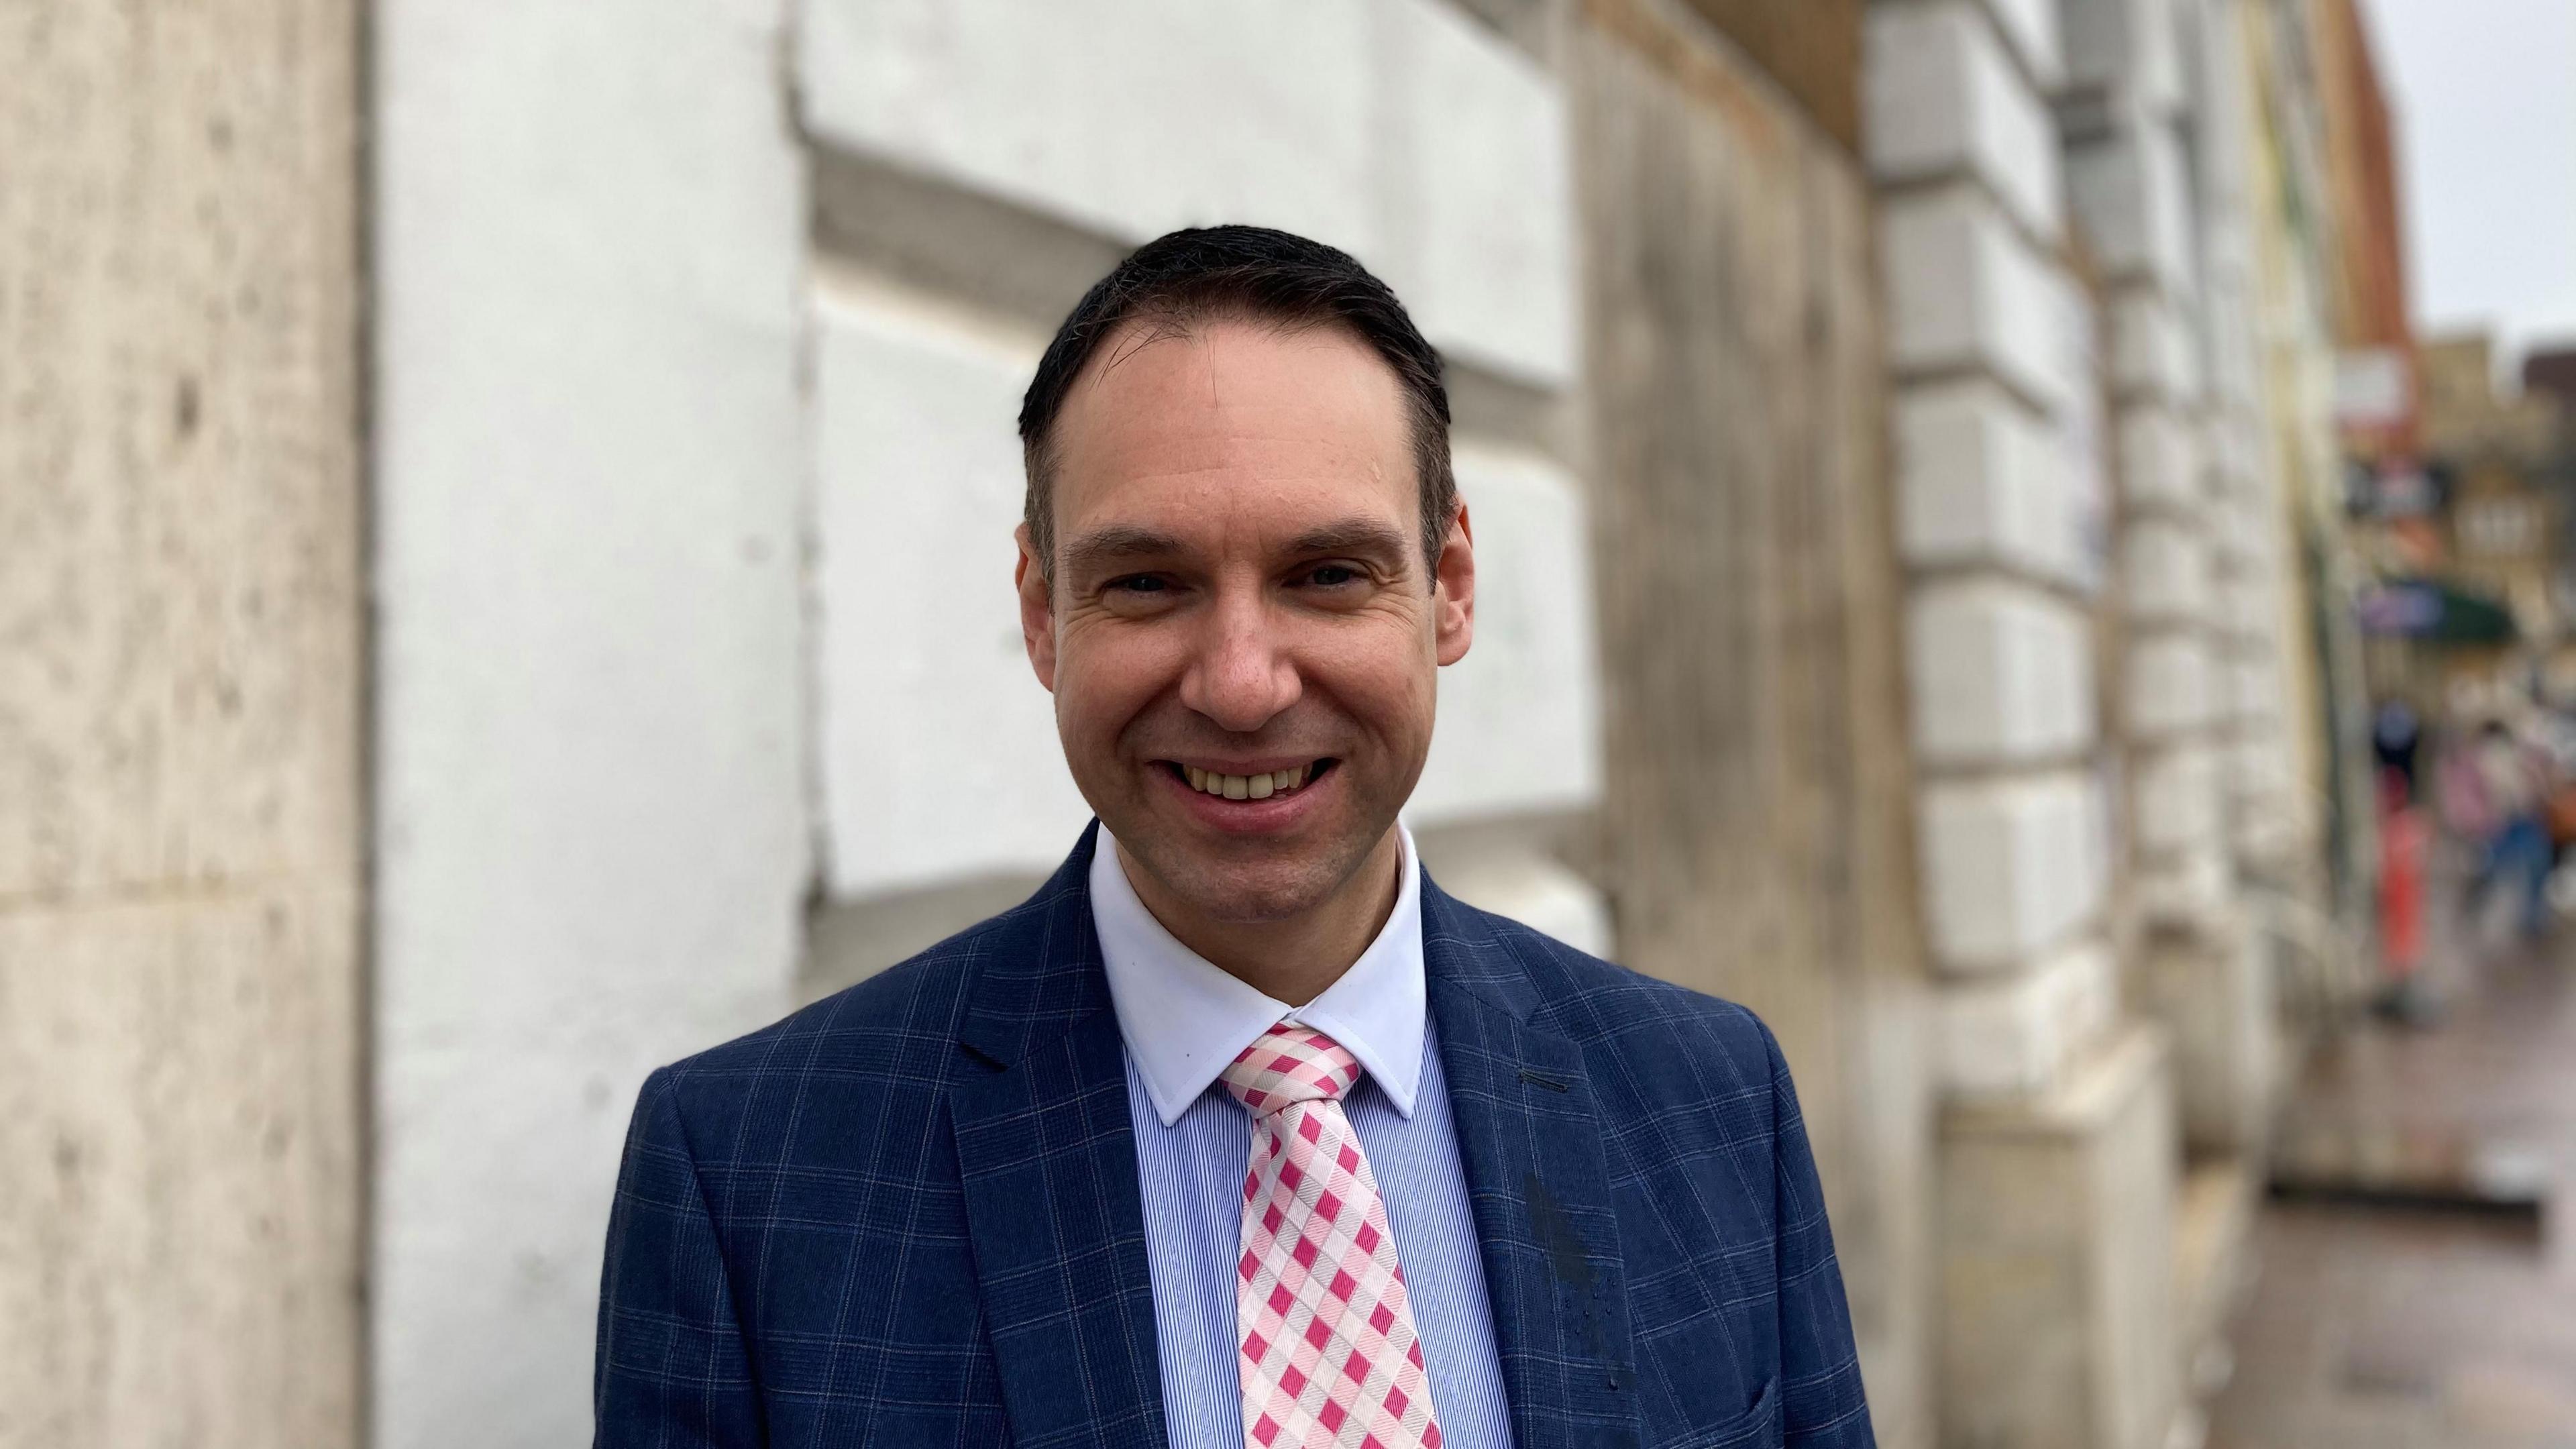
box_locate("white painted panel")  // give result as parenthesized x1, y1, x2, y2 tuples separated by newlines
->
(2118, 406, 2203, 509)
(1383, 0, 1578, 389)
(2120, 517, 2212, 624)
(798, 0, 1575, 386)
(1884, 187, 2083, 416)
(802, 0, 1368, 254)
(1918, 771, 2108, 972)
(2131, 744, 2222, 856)
(1982, 0, 2064, 84)
(1867, 2, 2064, 240)
(372, 0, 808, 1442)
(810, 284, 1094, 898)
(2124, 632, 2218, 739)
(2066, 122, 2198, 300)
(2220, 649, 2282, 722)
(1411, 444, 1603, 824)
(2208, 480, 2275, 567)
(2060, 0, 2186, 113)
(1897, 378, 2099, 587)
(2223, 735, 2295, 809)
(2208, 409, 2271, 502)
(2214, 566, 2280, 635)
(1908, 579, 2098, 764)
(2202, 274, 2267, 411)
(2110, 288, 2202, 404)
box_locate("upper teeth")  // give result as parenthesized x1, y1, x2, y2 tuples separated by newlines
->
(1185, 765, 1311, 800)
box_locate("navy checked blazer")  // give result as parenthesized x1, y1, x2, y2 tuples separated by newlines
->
(596, 825, 1874, 1448)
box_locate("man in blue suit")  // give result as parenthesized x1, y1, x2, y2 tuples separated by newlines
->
(596, 225, 1874, 1448)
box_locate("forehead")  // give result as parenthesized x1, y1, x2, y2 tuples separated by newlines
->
(1048, 315, 1415, 536)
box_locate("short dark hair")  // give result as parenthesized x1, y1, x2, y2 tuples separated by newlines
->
(1017, 225, 1454, 576)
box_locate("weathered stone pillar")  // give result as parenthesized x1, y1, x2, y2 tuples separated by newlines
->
(2192, 0, 2330, 898)
(1938, 1027, 2180, 1449)
(2224, 0, 2381, 951)
(2053, 0, 2292, 1412)
(2060, 0, 2237, 936)
(1864, 0, 2184, 1443)
(0, 2, 367, 1443)
(2056, 0, 2282, 1161)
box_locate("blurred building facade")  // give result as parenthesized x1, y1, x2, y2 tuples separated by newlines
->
(2418, 336, 2568, 642)
(2296, 0, 2408, 926)
(2314, 0, 2414, 462)
(3, 1, 2406, 1447)
(2361, 332, 2576, 708)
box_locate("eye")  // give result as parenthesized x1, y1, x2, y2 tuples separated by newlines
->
(1107, 574, 1171, 595)
(1302, 564, 1362, 588)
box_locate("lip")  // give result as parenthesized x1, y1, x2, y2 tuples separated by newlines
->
(1152, 757, 1334, 835)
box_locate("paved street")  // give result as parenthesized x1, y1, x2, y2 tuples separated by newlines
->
(2210, 873, 2576, 1449)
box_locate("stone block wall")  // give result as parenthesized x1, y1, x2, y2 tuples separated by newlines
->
(2187, 0, 2316, 883)
(1865, 1, 2188, 1443)
(2057, 0, 2287, 1165)
(1, 2, 367, 1443)
(2061, 0, 2239, 947)
(2231, 0, 2379, 942)
(1868, 0, 2127, 1099)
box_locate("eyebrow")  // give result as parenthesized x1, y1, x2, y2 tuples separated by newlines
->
(1057, 517, 1413, 578)
(1059, 525, 1184, 578)
(1283, 519, 1412, 560)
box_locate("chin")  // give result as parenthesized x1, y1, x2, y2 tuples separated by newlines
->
(1114, 824, 1371, 924)
(1159, 853, 1344, 924)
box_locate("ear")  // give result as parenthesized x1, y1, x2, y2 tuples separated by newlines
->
(1433, 501, 1475, 667)
(1014, 523, 1059, 691)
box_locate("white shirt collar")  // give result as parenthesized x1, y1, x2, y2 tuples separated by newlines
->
(1090, 823, 1427, 1128)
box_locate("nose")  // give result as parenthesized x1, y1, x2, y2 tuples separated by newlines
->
(1178, 582, 1301, 733)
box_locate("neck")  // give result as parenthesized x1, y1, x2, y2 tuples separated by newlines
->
(1114, 830, 1406, 1007)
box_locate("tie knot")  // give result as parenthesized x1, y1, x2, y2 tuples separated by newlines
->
(1220, 1024, 1360, 1117)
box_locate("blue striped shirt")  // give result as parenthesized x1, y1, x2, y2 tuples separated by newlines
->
(1091, 829, 1514, 1449)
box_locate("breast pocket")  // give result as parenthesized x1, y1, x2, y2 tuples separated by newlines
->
(1668, 1374, 1778, 1449)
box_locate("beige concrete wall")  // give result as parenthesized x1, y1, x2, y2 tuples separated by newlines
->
(1575, 3, 1935, 1442)
(0, 2, 367, 1444)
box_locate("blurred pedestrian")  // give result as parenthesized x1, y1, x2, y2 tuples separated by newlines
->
(2472, 718, 2553, 939)
(2377, 763, 2430, 1006)
(2373, 698, 2423, 802)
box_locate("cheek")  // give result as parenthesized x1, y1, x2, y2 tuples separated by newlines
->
(1054, 621, 1183, 743)
(1301, 624, 1439, 741)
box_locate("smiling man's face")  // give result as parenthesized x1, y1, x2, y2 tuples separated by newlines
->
(1016, 315, 1474, 932)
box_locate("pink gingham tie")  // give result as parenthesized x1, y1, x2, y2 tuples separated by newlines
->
(1220, 1023, 1442, 1449)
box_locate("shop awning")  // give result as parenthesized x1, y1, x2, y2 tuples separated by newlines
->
(2355, 578, 2518, 643)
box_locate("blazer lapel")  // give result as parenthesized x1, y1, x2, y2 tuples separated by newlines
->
(949, 824, 1168, 1449)
(1423, 875, 1643, 1449)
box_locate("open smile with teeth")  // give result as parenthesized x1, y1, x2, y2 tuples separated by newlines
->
(1173, 760, 1331, 801)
